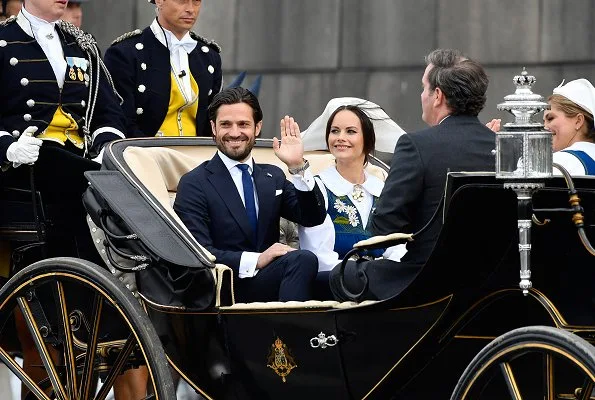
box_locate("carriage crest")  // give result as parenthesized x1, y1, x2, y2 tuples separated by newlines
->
(266, 337, 297, 382)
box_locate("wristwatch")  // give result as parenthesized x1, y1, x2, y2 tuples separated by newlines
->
(288, 158, 310, 175)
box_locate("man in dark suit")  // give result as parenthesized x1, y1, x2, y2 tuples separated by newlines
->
(174, 87, 326, 302)
(330, 48, 496, 301)
(104, 0, 222, 138)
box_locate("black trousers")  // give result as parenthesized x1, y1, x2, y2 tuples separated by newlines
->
(235, 249, 318, 302)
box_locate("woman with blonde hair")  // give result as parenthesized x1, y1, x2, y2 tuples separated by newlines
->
(546, 78, 595, 175)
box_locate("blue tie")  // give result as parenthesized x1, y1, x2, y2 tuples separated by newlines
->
(237, 164, 258, 242)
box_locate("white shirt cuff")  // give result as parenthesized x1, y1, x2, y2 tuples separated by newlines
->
(92, 127, 125, 142)
(238, 251, 260, 278)
(290, 168, 315, 191)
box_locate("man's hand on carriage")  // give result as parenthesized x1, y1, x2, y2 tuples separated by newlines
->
(274, 115, 305, 171)
(6, 126, 42, 168)
(256, 243, 296, 269)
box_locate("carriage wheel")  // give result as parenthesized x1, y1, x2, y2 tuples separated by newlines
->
(0, 257, 176, 400)
(451, 325, 595, 400)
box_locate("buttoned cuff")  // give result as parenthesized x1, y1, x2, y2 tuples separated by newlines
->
(238, 251, 260, 278)
(290, 169, 315, 191)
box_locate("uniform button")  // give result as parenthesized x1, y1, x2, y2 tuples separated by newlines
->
(135, 43, 144, 50)
(23, 114, 31, 122)
(85, 81, 89, 87)
(136, 108, 143, 115)
(84, 73, 89, 81)
(20, 78, 29, 86)
(207, 65, 214, 74)
(9, 57, 18, 66)
(141, 63, 147, 70)
(81, 100, 86, 107)
(0, 40, 6, 47)
(201, 46, 209, 53)
(138, 84, 146, 93)
(208, 89, 212, 96)
(26, 99, 35, 108)
(12, 130, 19, 138)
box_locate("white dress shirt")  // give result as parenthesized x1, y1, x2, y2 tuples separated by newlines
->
(18, 7, 66, 88)
(150, 19, 197, 100)
(217, 150, 316, 278)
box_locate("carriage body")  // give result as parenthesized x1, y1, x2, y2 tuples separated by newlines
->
(2, 137, 595, 399)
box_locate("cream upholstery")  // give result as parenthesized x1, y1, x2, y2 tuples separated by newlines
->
(121, 145, 387, 309)
(122, 146, 387, 216)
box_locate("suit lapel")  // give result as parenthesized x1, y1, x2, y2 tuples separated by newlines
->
(253, 163, 275, 248)
(206, 154, 254, 242)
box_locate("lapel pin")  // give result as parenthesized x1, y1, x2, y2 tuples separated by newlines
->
(266, 173, 272, 178)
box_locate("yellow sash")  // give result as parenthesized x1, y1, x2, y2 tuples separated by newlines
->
(37, 106, 84, 149)
(157, 71, 199, 136)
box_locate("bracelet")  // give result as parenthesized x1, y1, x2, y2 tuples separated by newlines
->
(288, 159, 310, 175)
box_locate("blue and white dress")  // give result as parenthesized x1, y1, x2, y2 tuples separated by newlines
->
(553, 141, 595, 176)
(299, 166, 407, 272)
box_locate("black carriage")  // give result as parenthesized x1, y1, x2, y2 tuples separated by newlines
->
(2, 136, 595, 399)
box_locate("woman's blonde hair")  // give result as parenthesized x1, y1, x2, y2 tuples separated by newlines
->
(548, 94, 595, 140)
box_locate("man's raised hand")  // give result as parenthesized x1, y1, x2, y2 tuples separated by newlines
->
(273, 115, 304, 170)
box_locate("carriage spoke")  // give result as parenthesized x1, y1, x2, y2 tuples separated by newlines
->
(17, 296, 69, 400)
(94, 334, 137, 400)
(55, 282, 78, 400)
(0, 346, 50, 400)
(499, 362, 523, 400)
(543, 352, 555, 400)
(77, 293, 103, 400)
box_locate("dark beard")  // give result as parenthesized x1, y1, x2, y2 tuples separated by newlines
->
(216, 137, 255, 161)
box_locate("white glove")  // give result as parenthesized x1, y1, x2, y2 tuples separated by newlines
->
(6, 126, 42, 168)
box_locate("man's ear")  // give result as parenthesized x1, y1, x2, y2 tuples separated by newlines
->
(434, 87, 444, 107)
(210, 121, 216, 139)
(255, 121, 262, 138)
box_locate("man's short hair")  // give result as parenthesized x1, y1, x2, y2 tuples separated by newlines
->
(208, 87, 263, 124)
(425, 49, 488, 116)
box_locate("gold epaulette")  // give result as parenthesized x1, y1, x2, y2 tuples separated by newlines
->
(111, 29, 143, 46)
(189, 31, 221, 53)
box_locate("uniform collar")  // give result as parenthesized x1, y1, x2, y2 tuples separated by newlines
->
(319, 166, 384, 197)
(150, 18, 196, 54)
(18, 6, 57, 38)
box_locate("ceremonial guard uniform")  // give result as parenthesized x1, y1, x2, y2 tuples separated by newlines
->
(104, 19, 222, 137)
(0, 7, 126, 260)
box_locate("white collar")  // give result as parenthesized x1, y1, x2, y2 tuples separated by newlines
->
(218, 150, 255, 173)
(150, 18, 196, 53)
(318, 166, 384, 197)
(18, 6, 57, 38)
(438, 115, 451, 125)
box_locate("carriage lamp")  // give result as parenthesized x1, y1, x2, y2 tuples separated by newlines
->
(495, 68, 552, 295)
(495, 67, 552, 179)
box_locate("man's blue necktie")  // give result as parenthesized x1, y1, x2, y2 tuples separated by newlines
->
(237, 164, 258, 242)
